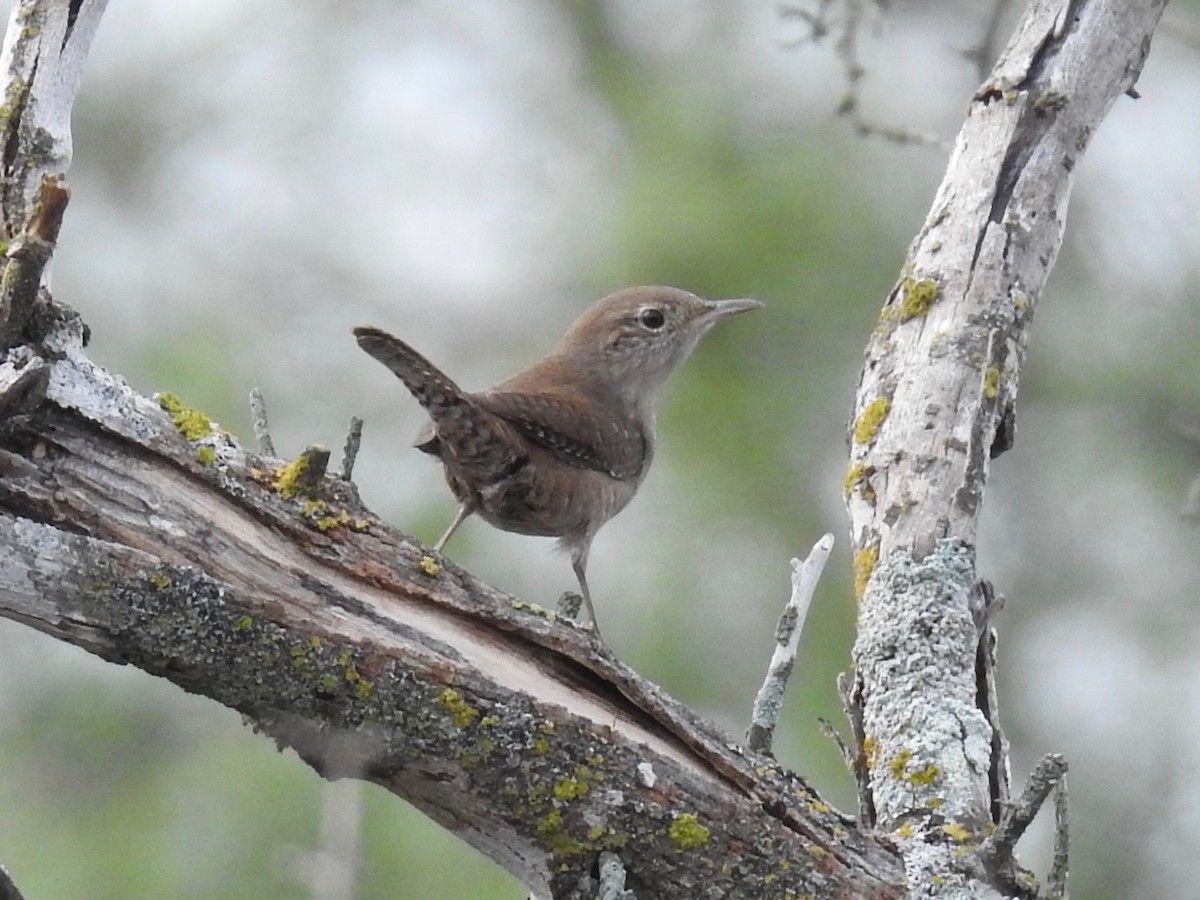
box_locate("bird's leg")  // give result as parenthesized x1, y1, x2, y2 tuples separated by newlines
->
(433, 501, 475, 553)
(571, 547, 603, 640)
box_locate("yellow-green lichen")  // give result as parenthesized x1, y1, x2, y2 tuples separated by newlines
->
(534, 808, 623, 858)
(668, 812, 710, 851)
(0, 79, 28, 131)
(438, 688, 479, 728)
(342, 664, 372, 699)
(1033, 91, 1067, 113)
(194, 445, 216, 466)
(146, 572, 171, 589)
(319, 674, 340, 692)
(530, 736, 551, 756)
(983, 366, 1001, 399)
(942, 822, 972, 843)
(535, 808, 582, 856)
(511, 600, 555, 620)
(843, 461, 876, 503)
(852, 397, 891, 445)
(157, 392, 215, 442)
(909, 763, 939, 785)
(863, 736, 879, 769)
(272, 454, 312, 499)
(807, 845, 827, 859)
(889, 749, 939, 785)
(575, 764, 600, 783)
(419, 555, 440, 576)
(317, 509, 353, 532)
(232, 615, 253, 633)
(553, 777, 590, 802)
(853, 545, 878, 600)
(888, 749, 912, 777)
(536, 818, 626, 858)
(895, 276, 940, 321)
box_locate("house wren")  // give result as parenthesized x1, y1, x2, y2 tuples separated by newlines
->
(354, 286, 762, 637)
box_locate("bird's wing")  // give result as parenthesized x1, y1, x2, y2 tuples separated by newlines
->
(477, 390, 646, 481)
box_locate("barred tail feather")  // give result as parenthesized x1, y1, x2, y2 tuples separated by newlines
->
(353, 326, 524, 481)
(353, 326, 465, 412)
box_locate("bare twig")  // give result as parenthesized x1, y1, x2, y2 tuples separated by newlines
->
(339, 416, 363, 481)
(556, 590, 583, 619)
(977, 625, 1011, 822)
(780, 0, 949, 150)
(0, 176, 70, 349)
(961, 0, 1011, 82)
(981, 753, 1069, 868)
(778, 0, 836, 46)
(596, 852, 634, 900)
(746, 533, 834, 755)
(839, 108, 951, 150)
(1046, 775, 1070, 898)
(837, 669, 873, 825)
(818, 716, 855, 772)
(249, 387, 276, 457)
(275, 445, 330, 499)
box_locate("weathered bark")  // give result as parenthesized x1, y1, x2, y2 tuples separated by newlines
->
(0, 347, 905, 898)
(845, 0, 1166, 894)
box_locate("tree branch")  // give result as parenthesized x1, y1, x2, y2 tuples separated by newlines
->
(0, 347, 904, 897)
(0, 0, 108, 237)
(844, 0, 1166, 890)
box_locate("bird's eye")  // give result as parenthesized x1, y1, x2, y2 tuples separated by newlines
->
(638, 307, 665, 330)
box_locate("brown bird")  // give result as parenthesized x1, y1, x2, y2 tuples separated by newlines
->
(354, 286, 762, 637)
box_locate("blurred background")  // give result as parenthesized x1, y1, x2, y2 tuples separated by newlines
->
(1, 1, 1198, 897)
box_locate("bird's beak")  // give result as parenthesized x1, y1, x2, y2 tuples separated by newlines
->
(700, 297, 764, 322)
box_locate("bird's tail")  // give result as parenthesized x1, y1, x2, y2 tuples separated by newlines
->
(354, 326, 467, 415)
(353, 326, 523, 480)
